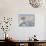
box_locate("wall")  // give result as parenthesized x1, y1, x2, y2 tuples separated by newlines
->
(0, 0, 46, 40)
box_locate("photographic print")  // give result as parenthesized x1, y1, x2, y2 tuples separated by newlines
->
(18, 14, 35, 27)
